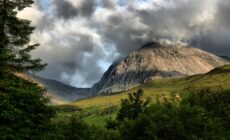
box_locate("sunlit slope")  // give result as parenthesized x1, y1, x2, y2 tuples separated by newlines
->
(72, 65, 230, 108)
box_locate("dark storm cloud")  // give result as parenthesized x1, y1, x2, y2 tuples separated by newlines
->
(96, 11, 149, 54)
(79, 0, 96, 17)
(191, 0, 230, 56)
(217, 0, 230, 28)
(18, 0, 230, 87)
(52, 0, 78, 19)
(90, 0, 220, 55)
(51, 0, 95, 19)
(101, 0, 116, 9)
(192, 31, 230, 56)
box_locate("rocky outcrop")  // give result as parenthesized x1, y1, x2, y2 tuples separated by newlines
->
(91, 42, 228, 94)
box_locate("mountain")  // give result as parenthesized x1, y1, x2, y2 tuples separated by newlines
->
(91, 42, 228, 94)
(28, 75, 90, 103)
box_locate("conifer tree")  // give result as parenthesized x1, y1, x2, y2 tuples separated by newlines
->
(0, 0, 46, 76)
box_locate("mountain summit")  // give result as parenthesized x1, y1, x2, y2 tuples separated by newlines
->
(91, 42, 228, 94)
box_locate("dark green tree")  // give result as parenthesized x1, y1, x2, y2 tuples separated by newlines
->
(116, 89, 150, 121)
(0, 0, 46, 76)
(0, 75, 55, 139)
(0, 1, 56, 139)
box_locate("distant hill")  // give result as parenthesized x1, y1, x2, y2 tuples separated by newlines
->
(91, 42, 228, 94)
(28, 75, 90, 103)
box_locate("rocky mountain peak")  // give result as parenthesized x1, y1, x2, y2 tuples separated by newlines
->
(91, 42, 228, 94)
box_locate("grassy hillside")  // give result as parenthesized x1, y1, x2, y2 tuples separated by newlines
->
(52, 65, 230, 127)
(72, 65, 230, 108)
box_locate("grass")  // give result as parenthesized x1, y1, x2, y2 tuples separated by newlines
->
(54, 65, 230, 126)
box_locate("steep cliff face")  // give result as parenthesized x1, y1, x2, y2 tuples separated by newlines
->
(91, 42, 228, 94)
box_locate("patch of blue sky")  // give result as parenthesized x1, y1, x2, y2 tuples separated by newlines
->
(98, 43, 120, 71)
(39, 0, 48, 10)
(39, 0, 53, 16)
(117, 0, 127, 7)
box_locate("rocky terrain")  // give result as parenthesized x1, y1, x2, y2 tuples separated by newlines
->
(91, 42, 228, 94)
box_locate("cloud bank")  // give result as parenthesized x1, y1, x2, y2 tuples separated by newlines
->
(17, 0, 230, 87)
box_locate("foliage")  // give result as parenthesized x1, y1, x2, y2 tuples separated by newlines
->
(51, 114, 121, 140)
(116, 88, 230, 140)
(0, 0, 46, 75)
(117, 89, 150, 121)
(0, 74, 55, 139)
(0, 1, 54, 139)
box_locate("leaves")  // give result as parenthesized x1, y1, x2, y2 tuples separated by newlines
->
(116, 89, 150, 121)
(0, 0, 46, 74)
(0, 74, 55, 139)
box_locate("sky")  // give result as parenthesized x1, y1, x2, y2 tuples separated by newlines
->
(17, 0, 230, 88)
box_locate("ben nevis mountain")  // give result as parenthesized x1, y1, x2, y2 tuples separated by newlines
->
(32, 42, 229, 102)
(91, 42, 228, 93)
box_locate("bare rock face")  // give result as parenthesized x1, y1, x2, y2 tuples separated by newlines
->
(91, 42, 228, 94)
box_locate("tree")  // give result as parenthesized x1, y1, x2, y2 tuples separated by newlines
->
(0, 1, 55, 139)
(0, 0, 46, 76)
(116, 89, 150, 121)
(0, 75, 55, 139)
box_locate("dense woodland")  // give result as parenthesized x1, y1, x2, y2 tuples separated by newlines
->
(0, 0, 229, 140)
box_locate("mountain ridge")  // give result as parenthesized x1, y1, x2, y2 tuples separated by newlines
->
(17, 73, 91, 104)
